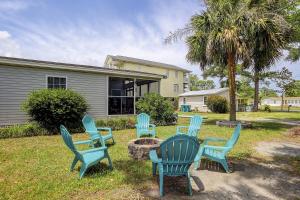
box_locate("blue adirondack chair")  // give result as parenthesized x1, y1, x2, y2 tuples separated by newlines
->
(194, 123, 241, 172)
(82, 115, 115, 145)
(176, 115, 203, 137)
(135, 113, 156, 138)
(150, 135, 200, 196)
(60, 125, 113, 179)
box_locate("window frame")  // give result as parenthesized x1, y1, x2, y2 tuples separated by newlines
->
(46, 75, 67, 89)
(173, 84, 179, 93)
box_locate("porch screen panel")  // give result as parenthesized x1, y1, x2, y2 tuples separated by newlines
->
(108, 77, 134, 115)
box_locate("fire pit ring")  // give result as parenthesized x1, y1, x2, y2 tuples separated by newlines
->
(128, 138, 162, 160)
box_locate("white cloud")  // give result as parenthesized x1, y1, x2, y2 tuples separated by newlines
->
(0, 31, 21, 57)
(0, 0, 32, 12)
(0, 0, 202, 75)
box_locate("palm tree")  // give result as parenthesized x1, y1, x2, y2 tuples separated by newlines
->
(248, 0, 291, 111)
(166, 0, 254, 121)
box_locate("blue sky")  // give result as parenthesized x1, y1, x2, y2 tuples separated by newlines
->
(0, 0, 299, 82)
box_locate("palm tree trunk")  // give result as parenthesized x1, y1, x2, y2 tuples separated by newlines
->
(281, 93, 284, 111)
(227, 53, 237, 121)
(253, 67, 259, 112)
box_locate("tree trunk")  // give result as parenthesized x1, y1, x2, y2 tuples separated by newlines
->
(227, 53, 237, 121)
(253, 67, 259, 112)
(281, 93, 284, 111)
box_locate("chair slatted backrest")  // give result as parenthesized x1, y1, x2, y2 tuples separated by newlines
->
(137, 113, 150, 129)
(187, 115, 203, 137)
(60, 125, 78, 154)
(160, 135, 200, 175)
(82, 115, 99, 137)
(225, 123, 242, 148)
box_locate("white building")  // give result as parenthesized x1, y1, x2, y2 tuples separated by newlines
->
(262, 97, 300, 106)
(178, 88, 230, 112)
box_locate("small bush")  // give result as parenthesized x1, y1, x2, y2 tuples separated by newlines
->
(206, 95, 229, 113)
(0, 123, 49, 139)
(136, 93, 177, 125)
(95, 117, 136, 130)
(22, 89, 88, 133)
(264, 105, 271, 112)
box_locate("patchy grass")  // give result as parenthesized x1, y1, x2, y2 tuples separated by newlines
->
(0, 112, 299, 199)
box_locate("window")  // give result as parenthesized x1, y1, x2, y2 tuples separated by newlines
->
(175, 71, 178, 79)
(108, 77, 134, 115)
(274, 100, 276, 104)
(47, 76, 66, 89)
(173, 84, 179, 93)
(204, 96, 208, 105)
(183, 98, 186, 104)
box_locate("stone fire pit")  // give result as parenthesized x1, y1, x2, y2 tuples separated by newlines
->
(128, 138, 162, 160)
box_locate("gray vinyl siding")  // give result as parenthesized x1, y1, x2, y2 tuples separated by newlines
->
(0, 65, 107, 125)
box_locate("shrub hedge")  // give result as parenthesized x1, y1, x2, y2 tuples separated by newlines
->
(136, 93, 177, 125)
(0, 123, 49, 139)
(206, 95, 229, 113)
(22, 89, 88, 133)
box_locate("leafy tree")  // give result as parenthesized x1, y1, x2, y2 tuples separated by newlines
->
(259, 86, 278, 99)
(285, 80, 300, 97)
(286, 0, 300, 61)
(166, 0, 257, 121)
(189, 74, 215, 90)
(272, 67, 296, 111)
(247, 0, 291, 112)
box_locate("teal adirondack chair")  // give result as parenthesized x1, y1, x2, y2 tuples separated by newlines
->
(150, 135, 200, 196)
(176, 115, 203, 137)
(60, 125, 113, 179)
(82, 115, 115, 145)
(194, 123, 242, 172)
(135, 113, 156, 138)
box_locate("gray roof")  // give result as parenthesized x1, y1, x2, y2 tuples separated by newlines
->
(105, 55, 191, 72)
(179, 88, 229, 97)
(0, 56, 165, 79)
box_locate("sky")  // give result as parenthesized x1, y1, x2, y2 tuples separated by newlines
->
(0, 0, 299, 83)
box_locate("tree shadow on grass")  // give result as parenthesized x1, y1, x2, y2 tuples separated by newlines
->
(251, 121, 292, 131)
(112, 159, 152, 185)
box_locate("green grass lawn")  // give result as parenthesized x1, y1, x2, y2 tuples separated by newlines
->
(0, 112, 299, 199)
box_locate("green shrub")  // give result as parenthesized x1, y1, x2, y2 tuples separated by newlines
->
(95, 117, 136, 130)
(0, 123, 49, 139)
(206, 95, 229, 113)
(263, 105, 271, 112)
(136, 93, 177, 125)
(22, 89, 88, 133)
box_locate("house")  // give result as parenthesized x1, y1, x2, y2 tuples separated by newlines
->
(178, 88, 249, 112)
(262, 97, 300, 107)
(178, 88, 230, 112)
(0, 56, 165, 126)
(104, 55, 191, 98)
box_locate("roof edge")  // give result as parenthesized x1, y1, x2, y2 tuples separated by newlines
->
(0, 56, 165, 79)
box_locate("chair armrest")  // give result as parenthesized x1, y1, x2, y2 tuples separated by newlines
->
(149, 124, 156, 128)
(203, 137, 226, 145)
(97, 127, 111, 131)
(80, 146, 107, 154)
(149, 150, 162, 163)
(74, 140, 92, 145)
(204, 145, 230, 151)
(194, 146, 204, 161)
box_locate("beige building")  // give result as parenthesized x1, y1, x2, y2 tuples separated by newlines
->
(104, 55, 191, 98)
